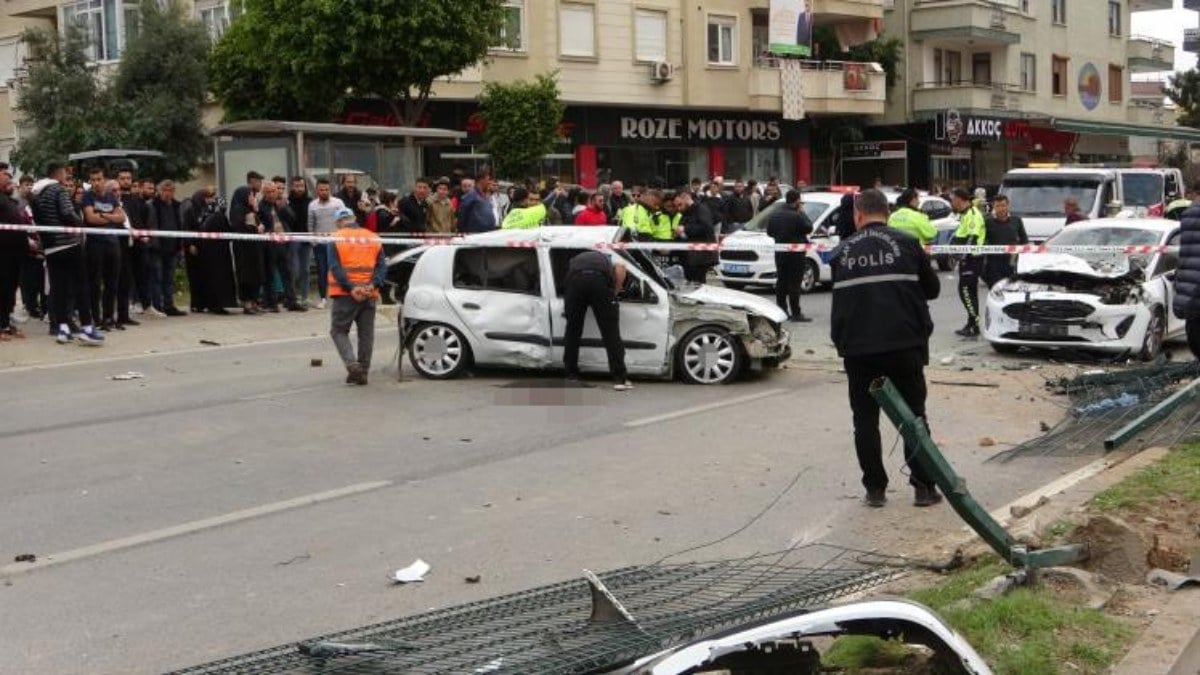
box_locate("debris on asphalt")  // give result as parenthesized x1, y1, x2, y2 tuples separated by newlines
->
(1146, 568, 1200, 591)
(310, 358, 323, 367)
(109, 371, 145, 381)
(657, 509, 673, 516)
(390, 559, 431, 584)
(199, 339, 221, 346)
(474, 658, 504, 673)
(1009, 495, 1050, 519)
(979, 437, 996, 447)
(13, 553, 35, 563)
(465, 575, 482, 584)
(1040, 421, 1052, 432)
(460, 438, 472, 443)
(299, 639, 415, 657)
(930, 380, 999, 389)
(938, 355, 955, 366)
(1074, 392, 1141, 416)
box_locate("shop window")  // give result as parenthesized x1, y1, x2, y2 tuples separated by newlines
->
(1108, 1, 1121, 37)
(1052, 56, 1068, 97)
(493, 0, 525, 51)
(1108, 65, 1123, 103)
(1020, 53, 1036, 92)
(1052, 0, 1066, 25)
(453, 248, 541, 296)
(635, 9, 667, 63)
(707, 15, 736, 66)
(60, 0, 140, 62)
(559, 2, 595, 58)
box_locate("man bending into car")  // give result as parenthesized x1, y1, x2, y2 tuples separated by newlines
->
(562, 250, 632, 391)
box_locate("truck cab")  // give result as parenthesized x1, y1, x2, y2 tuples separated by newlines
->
(999, 168, 1124, 241)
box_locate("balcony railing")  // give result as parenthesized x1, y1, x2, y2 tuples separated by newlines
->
(749, 58, 886, 115)
(912, 80, 1030, 112)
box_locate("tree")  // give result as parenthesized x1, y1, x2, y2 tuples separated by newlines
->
(10, 27, 126, 175)
(113, 0, 211, 181)
(479, 73, 565, 180)
(208, 0, 507, 125)
(1166, 69, 1200, 129)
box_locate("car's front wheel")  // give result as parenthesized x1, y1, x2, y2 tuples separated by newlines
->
(677, 326, 744, 385)
(1139, 308, 1166, 362)
(408, 323, 471, 379)
(800, 259, 820, 293)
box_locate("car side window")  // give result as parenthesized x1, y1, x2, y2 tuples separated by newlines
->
(1158, 232, 1181, 277)
(453, 247, 540, 295)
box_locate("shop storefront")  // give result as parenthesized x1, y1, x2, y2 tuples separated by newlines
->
(336, 101, 810, 188)
(839, 140, 909, 188)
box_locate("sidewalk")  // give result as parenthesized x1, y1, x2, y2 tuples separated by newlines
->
(0, 305, 402, 371)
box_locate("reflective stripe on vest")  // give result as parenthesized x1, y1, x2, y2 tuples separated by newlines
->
(327, 227, 382, 297)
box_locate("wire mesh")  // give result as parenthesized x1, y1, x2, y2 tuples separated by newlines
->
(989, 360, 1200, 462)
(166, 545, 907, 675)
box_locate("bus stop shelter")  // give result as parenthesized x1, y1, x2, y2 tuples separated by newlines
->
(208, 120, 466, 199)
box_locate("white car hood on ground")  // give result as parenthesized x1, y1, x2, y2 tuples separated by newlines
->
(1016, 253, 1131, 278)
(675, 284, 788, 322)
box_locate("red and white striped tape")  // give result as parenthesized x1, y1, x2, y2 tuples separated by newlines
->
(0, 223, 1177, 256)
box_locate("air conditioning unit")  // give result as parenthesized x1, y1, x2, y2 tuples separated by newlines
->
(649, 61, 675, 83)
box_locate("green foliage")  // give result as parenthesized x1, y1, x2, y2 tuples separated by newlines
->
(1092, 442, 1200, 512)
(12, 1, 209, 181)
(823, 635, 918, 670)
(208, 0, 507, 125)
(812, 28, 903, 89)
(1166, 69, 1200, 129)
(113, 0, 211, 181)
(10, 27, 121, 175)
(479, 73, 565, 181)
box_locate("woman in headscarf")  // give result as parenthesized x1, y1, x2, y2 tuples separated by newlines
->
(229, 185, 266, 314)
(190, 189, 237, 314)
(181, 188, 212, 313)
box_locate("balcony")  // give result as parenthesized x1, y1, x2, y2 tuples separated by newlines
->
(1127, 36, 1175, 73)
(1128, 101, 1170, 127)
(910, 0, 1031, 46)
(1131, 0, 1173, 10)
(911, 81, 1028, 115)
(743, 0, 885, 19)
(749, 59, 886, 116)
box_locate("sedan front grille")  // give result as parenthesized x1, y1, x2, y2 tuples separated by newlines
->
(1003, 300, 1094, 322)
(720, 250, 758, 262)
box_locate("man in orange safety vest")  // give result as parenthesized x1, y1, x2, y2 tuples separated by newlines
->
(327, 206, 387, 385)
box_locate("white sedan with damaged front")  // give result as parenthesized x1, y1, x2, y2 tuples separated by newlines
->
(983, 219, 1183, 360)
(390, 227, 791, 385)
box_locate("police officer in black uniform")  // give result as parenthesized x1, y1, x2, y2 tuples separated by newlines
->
(830, 189, 942, 508)
(562, 250, 633, 391)
(767, 190, 814, 322)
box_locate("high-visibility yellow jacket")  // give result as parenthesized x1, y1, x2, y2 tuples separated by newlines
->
(887, 207, 936, 245)
(501, 204, 547, 230)
(622, 202, 674, 240)
(954, 206, 987, 246)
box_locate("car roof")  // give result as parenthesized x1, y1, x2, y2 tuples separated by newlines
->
(1066, 217, 1177, 233)
(462, 226, 622, 248)
(799, 192, 850, 203)
(1005, 168, 1116, 178)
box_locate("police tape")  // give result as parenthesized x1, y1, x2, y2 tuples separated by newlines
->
(0, 222, 1177, 256)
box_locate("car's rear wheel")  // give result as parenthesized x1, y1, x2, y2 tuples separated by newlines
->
(408, 323, 471, 379)
(677, 326, 743, 385)
(1139, 308, 1166, 362)
(800, 259, 820, 293)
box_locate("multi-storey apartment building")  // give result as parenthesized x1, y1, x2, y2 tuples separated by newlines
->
(0, 0, 889, 188)
(867, 0, 1193, 190)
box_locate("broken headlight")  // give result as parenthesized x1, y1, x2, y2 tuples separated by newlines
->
(749, 316, 780, 343)
(1097, 283, 1140, 305)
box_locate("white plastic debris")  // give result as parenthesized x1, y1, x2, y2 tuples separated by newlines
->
(474, 658, 504, 673)
(109, 371, 145, 381)
(390, 559, 431, 584)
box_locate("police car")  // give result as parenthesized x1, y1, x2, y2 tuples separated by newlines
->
(389, 227, 791, 385)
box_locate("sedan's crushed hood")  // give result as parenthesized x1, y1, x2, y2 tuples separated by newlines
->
(1016, 253, 1131, 279)
(674, 284, 788, 322)
(1003, 254, 1143, 304)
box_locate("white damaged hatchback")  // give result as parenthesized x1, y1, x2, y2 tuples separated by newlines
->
(391, 227, 792, 384)
(983, 219, 1184, 360)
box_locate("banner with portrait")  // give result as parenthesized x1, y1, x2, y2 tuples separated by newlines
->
(768, 0, 813, 58)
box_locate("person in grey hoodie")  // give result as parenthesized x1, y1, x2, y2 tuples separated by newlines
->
(306, 177, 346, 309)
(33, 162, 102, 345)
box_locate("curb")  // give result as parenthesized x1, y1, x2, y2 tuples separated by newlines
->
(1111, 587, 1200, 675)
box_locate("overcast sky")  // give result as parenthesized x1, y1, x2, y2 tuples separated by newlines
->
(1131, 0, 1198, 74)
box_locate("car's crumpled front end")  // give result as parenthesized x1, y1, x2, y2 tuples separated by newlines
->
(672, 285, 792, 368)
(983, 253, 1149, 353)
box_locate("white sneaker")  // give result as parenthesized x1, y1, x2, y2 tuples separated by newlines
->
(145, 307, 166, 318)
(11, 308, 29, 324)
(614, 380, 634, 392)
(133, 303, 145, 315)
(317, 298, 327, 309)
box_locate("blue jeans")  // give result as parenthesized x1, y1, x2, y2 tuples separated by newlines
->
(290, 242, 311, 302)
(313, 244, 329, 300)
(152, 251, 180, 311)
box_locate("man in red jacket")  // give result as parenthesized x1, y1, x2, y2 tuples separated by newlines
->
(573, 191, 609, 226)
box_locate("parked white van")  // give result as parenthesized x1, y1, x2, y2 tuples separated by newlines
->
(999, 168, 1125, 241)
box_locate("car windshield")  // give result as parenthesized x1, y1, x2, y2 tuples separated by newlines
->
(1002, 178, 1100, 217)
(1121, 174, 1164, 208)
(741, 200, 833, 233)
(1048, 226, 1163, 270)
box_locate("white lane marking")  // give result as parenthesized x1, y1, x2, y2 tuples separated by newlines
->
(0, 480, 394, 578)
(239, 384, 334, 402)
(0, 328, 399, 375)
(624, 388, 788, 428)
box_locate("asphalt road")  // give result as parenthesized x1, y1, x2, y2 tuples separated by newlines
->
(0, 287, 1127, 674)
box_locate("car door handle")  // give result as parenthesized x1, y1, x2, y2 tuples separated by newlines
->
(462, 302, 481, 310)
